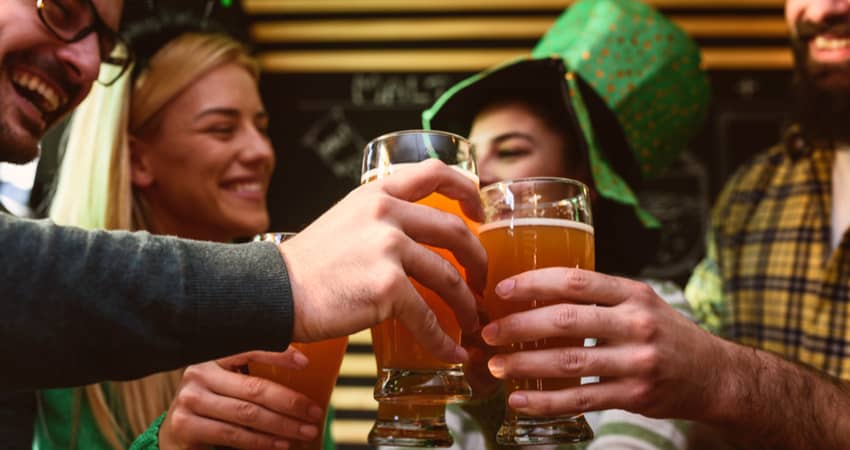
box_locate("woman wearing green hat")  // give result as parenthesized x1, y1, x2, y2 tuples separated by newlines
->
(422, 0, 709, 448)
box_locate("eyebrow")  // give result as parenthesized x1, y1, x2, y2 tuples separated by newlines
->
(193, 108, 269, 122)
(491, 131, 538, 146)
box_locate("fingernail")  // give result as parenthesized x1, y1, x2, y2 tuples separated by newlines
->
(481, 323, 499, 343)
(509, 393, 528, 408)
(308, 405, 324, 421)
(274, 440, 290, 449)
(293, 352, 309, 368)
(488, 356, 505, 378)
(299, 424, 319, 439)
(496, 279, 516, 297)
(454, 345, 469, 363)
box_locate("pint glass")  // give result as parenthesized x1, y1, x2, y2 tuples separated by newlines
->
(247, 232, 349, 450)
(479, 178, 595, 446)
(361, 130, 477, 446)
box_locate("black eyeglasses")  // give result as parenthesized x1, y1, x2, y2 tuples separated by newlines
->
(36, 0, 133, 86)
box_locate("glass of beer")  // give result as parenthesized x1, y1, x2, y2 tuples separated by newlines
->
(479, 177, 595, 446)
(247, 232, 349, 450)
(361, 130, 477, 447)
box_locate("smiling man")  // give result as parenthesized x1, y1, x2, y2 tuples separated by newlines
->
(0, 0, 125, 164)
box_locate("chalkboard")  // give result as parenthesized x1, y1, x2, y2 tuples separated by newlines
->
(262, 72, 468, 232)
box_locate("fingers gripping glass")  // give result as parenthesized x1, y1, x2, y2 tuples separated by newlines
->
(480, 177, 595, 446)
(36, 0, 132, 85)
(362, 130, 478, 448)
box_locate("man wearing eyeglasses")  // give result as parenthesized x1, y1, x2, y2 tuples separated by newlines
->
(0, 0, 484, 407)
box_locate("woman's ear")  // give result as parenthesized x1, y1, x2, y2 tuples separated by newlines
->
(129, 135, 155, 188)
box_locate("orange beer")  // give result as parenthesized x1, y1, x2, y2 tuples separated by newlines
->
(361, 130, 478, 447)
(371, 320, 454, 446)
(371, 190, 480, 373)
(248, 337, 348, 450)
(479, 218, 595, 401)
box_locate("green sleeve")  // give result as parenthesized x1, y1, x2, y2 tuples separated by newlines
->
(323, 404, 336, 450)
(684, 230, 728, 336)
(129, 413, 166, 450)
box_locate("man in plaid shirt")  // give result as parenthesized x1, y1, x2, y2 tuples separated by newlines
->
(478, 1, 850, 448)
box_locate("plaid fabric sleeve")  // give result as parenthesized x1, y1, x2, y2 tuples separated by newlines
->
(684, 230, 727, 336)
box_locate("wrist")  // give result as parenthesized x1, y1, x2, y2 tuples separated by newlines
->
(696, 336, 748, 425)
(702, 337, 768, 426)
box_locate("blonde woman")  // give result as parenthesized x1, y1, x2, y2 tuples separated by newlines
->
(33, 21, 330, 450)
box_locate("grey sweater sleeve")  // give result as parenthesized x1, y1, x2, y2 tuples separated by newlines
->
(0, 213, 294, 390)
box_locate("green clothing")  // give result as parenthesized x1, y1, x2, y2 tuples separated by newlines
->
(34, 389, 116, 450)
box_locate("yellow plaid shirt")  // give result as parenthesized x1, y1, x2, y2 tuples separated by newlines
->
(686, 128, 850, 380)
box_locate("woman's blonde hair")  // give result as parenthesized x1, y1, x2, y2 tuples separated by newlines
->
(48, 32, 260, 449)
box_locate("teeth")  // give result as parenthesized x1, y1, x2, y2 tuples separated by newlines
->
(232, 182, 262, 193)
(10, 70, 66, 114)
(814, 36, 850, 51)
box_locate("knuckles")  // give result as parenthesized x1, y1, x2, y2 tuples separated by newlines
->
(630, 310, 660, 343)
(441, 257, 464, 288)
(364, 193, 398, 222)
(553, 304, 579, 330)
(372, 267, 407, 304)
(167, 409, 194, 438)
(571, 391, 595, 415)
(174, 384, 203, 411)
(556, 348, 587, 374)
(632, 346, 662, 378)
(636, 282, 658, 301)
(235, 400, 262, 424)
(561, 269, 591, 294)
(240, 374, 268, 399)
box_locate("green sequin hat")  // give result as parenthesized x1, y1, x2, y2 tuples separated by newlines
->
(422, 0, 710, 228)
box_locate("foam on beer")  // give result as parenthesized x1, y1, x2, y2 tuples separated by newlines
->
(479, 217, 594, 235)
(361, 163, 479, 186)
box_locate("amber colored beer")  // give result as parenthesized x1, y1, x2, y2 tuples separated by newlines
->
(370, 179, 480, 372)
(479, 218, 595, 396)
(371, 324, 454, 446)
(248, 336, 348, 450)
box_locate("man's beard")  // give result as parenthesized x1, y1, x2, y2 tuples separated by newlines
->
(791, 18, 850, 146)
(0, 121, 40, 164)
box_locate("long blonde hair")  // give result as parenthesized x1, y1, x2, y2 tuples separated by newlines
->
(49, 32, 260, 449)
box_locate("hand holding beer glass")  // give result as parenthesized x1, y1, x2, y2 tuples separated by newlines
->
(479, 177, 595, 446)
(248, 233, 349, 450)
(361, 130, 478, 447)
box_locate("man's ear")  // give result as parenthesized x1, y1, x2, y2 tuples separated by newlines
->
(129, 135, 154, 188)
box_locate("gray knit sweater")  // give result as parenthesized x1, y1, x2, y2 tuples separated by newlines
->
(0, 213, 294, 390)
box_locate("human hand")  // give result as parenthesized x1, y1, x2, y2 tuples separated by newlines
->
(159, 349, 325, 450)
(462, 310, 501, 399)
(280, 159, 486, 364)
(480, 268, 726, 421)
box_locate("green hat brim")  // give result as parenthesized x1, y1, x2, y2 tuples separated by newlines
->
(422, 56, 660, 228)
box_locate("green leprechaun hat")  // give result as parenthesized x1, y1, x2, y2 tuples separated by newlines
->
(422, 0, 710, 228)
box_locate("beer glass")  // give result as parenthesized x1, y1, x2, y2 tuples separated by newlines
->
(479, 177, 595, 446)
(247, 232, 349, 450)
(361, 130, 477, 447)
